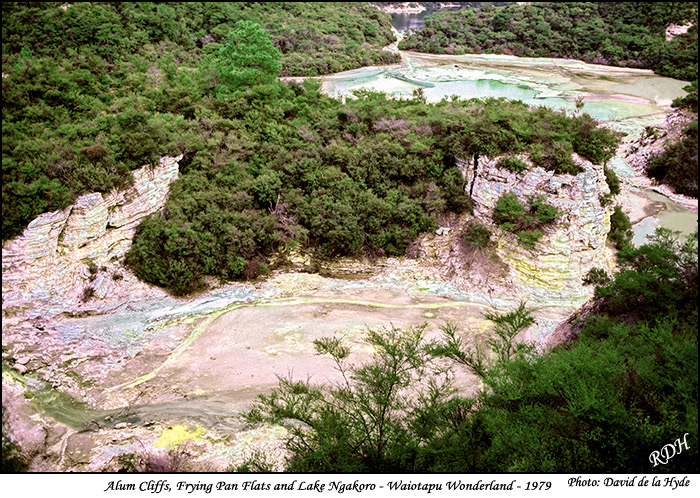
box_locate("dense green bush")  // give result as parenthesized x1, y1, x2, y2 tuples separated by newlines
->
(461, 221, 492, 248)
(529, 141, 583, 175)
(493, 192, 559, 247)
(124, 90, 616, 294)
(582, 267, 610, 287)
(1, 2, 399, 77)
(214, 21, 281, 95)
(608, 205, 633, 250)
(604, 164, 621, 195)
(496, 156, 529, 173)
(596, 228, 698, 318)
(494, 192, 526, 231)
(516, 229, 544, 248)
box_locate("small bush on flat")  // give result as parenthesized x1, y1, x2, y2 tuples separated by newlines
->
(461, 222, 492, 248)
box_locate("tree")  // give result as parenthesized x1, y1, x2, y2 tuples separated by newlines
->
(595, 228, 698, 318)
(429, 304, 535, 380)
(244, 325, 457, 472)
(214, 20, 281, 94)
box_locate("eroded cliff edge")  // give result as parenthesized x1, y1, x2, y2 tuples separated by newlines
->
(469, 153, 615, 305)
(2, 155, 182, 316)
(397, 153, 616, 313)
(1, 149, 618, 471)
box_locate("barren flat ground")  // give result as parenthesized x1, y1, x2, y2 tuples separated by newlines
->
(101, 283, 493, 413)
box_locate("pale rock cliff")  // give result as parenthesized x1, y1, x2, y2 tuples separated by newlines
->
(464, 153, 615, 306)
(2, 155, 182, 313)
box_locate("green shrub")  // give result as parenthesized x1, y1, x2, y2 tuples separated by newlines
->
(517, 230, 543, 248)
(608, 205, 633, 250)
(494, 192, 525, 228)
(530, 141, 584, 175)
(529, 195, 560, 225)
(497, 156, 529, 173)
(245, 325, 457, 472)
(215, 21, 281, 95)
(1, 2, 627, 293)
(583, 267, 610, 286)
(461, 222, 492, 248)
(596, 228, 698, 318)
(493, 192, 557, 248)
(604, 165, 621, 196)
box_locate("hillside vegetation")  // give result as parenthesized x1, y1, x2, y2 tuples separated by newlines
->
(1, 3, 696, 475)
(2, 2, 620, 296)
(1, 2, 398, 242)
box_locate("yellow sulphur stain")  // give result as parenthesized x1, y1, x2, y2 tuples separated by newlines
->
(154, 424, 206, 449)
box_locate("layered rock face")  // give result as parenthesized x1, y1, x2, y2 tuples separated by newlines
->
(465, 154, 615, 306)
(2, 155, 181, 311)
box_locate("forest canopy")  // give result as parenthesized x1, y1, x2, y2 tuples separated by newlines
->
(2, 1, 621, 296)
(1, 2, 697, 475)
(1, 2, 398, 242)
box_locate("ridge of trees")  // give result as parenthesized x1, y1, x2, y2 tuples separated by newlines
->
(123, 88, 619, 295)
(1, 2, 399, 76)
(2, 1, 398, 242)
(2, 5, 621, 295)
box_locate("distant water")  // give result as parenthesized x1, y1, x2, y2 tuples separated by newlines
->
(390, 7, 463, 34)
(322, 60, 664, 123)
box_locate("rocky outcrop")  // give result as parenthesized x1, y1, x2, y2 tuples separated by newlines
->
(2, 155, 182, 312)
(666, 22, 693, 41)
(625, 110, 692, 174)
(465, 153, 615, 306)
(624, 109, 698, 211)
